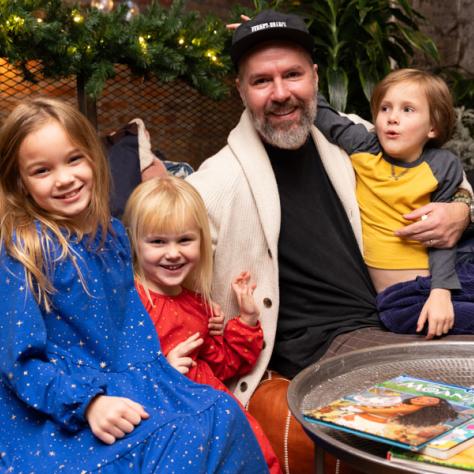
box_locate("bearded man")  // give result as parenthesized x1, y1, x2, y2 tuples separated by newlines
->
(187, 10, 472, 472)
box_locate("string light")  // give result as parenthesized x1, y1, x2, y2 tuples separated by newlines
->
(72, 11, 84, 23)
(138, 36, 147, 53)
(6, 15, 25, 29)
(90, 0, 114, 13)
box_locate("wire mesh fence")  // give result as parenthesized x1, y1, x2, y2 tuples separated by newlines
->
(0, 60, 243, 170)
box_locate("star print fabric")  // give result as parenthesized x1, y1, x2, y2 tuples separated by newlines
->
(0, 218, 266, 473)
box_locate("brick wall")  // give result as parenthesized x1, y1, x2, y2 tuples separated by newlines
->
(411, 0, 474, 73)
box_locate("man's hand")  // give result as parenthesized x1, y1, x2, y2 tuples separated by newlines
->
(395, 202, 469, 248)
(86, 395, 149, 444)
(232, 271, 260, 326)
(208, 301, 225, 336)
(416, 289, 454, 339)
(166, 332, 203, 374)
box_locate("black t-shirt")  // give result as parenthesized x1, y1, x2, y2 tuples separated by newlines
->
(267, 137, 379, 378)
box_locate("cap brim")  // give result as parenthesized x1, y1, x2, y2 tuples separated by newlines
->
(231, 28, 314, 67)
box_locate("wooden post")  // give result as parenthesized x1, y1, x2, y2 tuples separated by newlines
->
(76, 74, 98, 129)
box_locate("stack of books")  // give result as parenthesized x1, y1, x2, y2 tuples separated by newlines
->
(303, 375, 474, 472)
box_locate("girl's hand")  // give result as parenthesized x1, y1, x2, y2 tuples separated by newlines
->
(416, 289, 454, 339)
(166, 332, 203, 374)
(232, 271, 260, 326)
(86, 395, 149, 444)
(208, 301, 225, 336)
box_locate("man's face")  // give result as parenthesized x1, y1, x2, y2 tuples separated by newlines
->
(236, 42, 318, 149)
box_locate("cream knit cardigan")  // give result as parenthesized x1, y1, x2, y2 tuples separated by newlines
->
(188, 109, 365, 406)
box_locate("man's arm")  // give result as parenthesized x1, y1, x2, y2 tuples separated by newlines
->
(396, 155, 471, 248)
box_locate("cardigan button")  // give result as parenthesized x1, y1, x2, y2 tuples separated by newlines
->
(263, 298, 272, 308)
(240, 381, 248, 392)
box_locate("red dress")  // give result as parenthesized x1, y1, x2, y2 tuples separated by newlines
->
(137, 284, 282, 474)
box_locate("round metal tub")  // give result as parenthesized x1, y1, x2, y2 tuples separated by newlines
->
(288, 341, 474, 473)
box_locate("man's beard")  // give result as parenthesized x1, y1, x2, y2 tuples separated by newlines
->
(246, 92, 317, 150)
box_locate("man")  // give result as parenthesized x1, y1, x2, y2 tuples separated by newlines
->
(188, 9, 473, 472)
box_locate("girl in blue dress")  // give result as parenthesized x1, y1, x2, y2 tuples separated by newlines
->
(0, 97, 266, 473)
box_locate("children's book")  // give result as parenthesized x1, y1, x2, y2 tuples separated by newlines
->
(303, 375, 474, 451)
(387, 444, 474, 472)
(421, 419, 474, 459)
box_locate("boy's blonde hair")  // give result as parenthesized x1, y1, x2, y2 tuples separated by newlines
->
(0, 97, 111, 310)
(123, 176, 213, 304)
(370, 68, 455, 147)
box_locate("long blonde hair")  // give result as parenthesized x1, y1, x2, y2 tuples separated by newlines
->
(123, 176, 213, 304)
(0, 97, 111, 311)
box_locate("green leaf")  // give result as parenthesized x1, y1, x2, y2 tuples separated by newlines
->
(327, 67, 348, 112)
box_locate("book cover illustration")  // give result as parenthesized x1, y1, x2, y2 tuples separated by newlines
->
(422, 419, 474, 459)
(388, 444, 474, 472)
(303, 375, 474, 451)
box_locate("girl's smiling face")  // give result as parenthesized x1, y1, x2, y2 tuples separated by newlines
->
(18, 120, 93, 220)
(137, 226, 201, 296)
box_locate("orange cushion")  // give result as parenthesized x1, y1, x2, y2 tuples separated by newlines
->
(247, 371, 363, 474)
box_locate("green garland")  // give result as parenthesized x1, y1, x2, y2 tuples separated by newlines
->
(0, 0, 232, 99)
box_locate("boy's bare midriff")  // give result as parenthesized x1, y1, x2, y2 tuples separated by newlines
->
(369, 267, 430, 294)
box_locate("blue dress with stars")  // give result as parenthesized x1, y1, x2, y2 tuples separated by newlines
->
(0, 219, 266, 473)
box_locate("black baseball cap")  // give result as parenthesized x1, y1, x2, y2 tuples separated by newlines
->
(230, 10, 314, 68)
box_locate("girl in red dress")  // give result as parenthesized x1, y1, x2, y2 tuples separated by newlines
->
(123, 176, 281, 474)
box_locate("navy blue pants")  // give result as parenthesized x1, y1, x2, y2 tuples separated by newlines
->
(377, 261, 474, 335)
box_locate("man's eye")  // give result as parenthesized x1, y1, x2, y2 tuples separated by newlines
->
(286, 71, 301, 78)
(253, 78, 269, 86)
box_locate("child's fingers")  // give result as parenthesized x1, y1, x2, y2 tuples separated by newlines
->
(94, 428, 117, 445)
(124, 399, 149, 420)
(416, 311, 427, 333)
(176, 357, 195, 373)
(115, 417, 136, 434)
(174, 334, 203, 356)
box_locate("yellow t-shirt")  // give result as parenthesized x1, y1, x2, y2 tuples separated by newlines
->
(352, 152, 437, 269)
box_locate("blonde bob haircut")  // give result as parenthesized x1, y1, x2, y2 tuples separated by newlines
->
(0, 96, 111, 311)
(370, 68, 455, 147)
(123, 176, 213, 305)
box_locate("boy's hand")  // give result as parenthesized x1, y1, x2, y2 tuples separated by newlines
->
(232, 271, 260, 326)
(416, 288, 454, 339)
(166, 332, 203, 374)
(208, 301, 225, 336)
(86, 395, 149, 444)
(226, 14, 250, 30)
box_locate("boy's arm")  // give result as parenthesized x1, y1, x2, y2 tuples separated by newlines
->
(315, 94, 380, 155)
(426, 149, 464, 290)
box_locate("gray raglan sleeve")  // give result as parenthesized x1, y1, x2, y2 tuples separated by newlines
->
(315, 94, 380, 155)
(425, 149, 464, 290)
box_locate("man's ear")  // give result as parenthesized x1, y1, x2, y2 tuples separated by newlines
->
(313, 63, 319, 85)
(236, 77, 245, 103)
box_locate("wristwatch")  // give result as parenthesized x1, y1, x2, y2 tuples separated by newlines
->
(451, 189, 473, 223)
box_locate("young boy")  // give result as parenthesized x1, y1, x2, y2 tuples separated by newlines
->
(316, 68, 474, 338)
